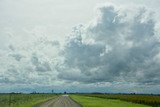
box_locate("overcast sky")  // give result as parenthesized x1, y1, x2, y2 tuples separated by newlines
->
(0, 0, 160, 93)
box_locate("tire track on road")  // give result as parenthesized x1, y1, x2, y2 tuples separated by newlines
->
(34, 95, 82, 107)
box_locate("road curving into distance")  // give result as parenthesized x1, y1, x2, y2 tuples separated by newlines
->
(33, 95, 82, 107)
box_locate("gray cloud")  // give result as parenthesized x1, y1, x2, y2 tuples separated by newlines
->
(9, 54, 24, 61)
(58, 5, 160, 85)
(0, 1, 160, 93)
(31, 54, 52, 72)
(8, 45, 15, 51)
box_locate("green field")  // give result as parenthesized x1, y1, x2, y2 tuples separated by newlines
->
(70, 95, 151, 107)
(83, 94, 160, 107)
(0, 93, 160, 107)
(0, 93, 58, 107)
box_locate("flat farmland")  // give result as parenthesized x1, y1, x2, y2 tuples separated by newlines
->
(82, 94, 160, 107)
(0, 93, 58, 107)
(70, 95, 151, 107)
(0, 93, 160, 107)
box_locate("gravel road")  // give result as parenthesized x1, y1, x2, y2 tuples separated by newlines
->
(34, 95, 82, 107)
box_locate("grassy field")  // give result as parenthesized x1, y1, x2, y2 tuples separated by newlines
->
(1, 93, 159, 107)
(83, 94, 160, 107)
(70, 95, 151, 107)
(0, 93, 58, 107)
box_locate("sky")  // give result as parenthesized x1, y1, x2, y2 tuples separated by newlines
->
(0, 0, 160, 94)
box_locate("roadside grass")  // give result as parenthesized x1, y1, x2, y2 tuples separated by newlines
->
(70, 95, 151, 107)
(0, 93, 58, 107)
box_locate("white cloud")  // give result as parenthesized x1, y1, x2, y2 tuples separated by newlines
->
(0, 1, 160, 93)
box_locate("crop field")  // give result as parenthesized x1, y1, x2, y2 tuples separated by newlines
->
(82, 94, 160, 107)
(0, 93, 58, 107)
(70, 95, 151, 107)
(0, 93, 160, 107)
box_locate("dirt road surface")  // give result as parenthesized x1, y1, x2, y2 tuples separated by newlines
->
(34, 95, 82, 107)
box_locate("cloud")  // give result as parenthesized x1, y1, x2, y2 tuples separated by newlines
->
(31, 54, 52, 72)
(9, 53, 24, 61)
(0, 1, 160, 93)
(57, 4, 160, 86)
